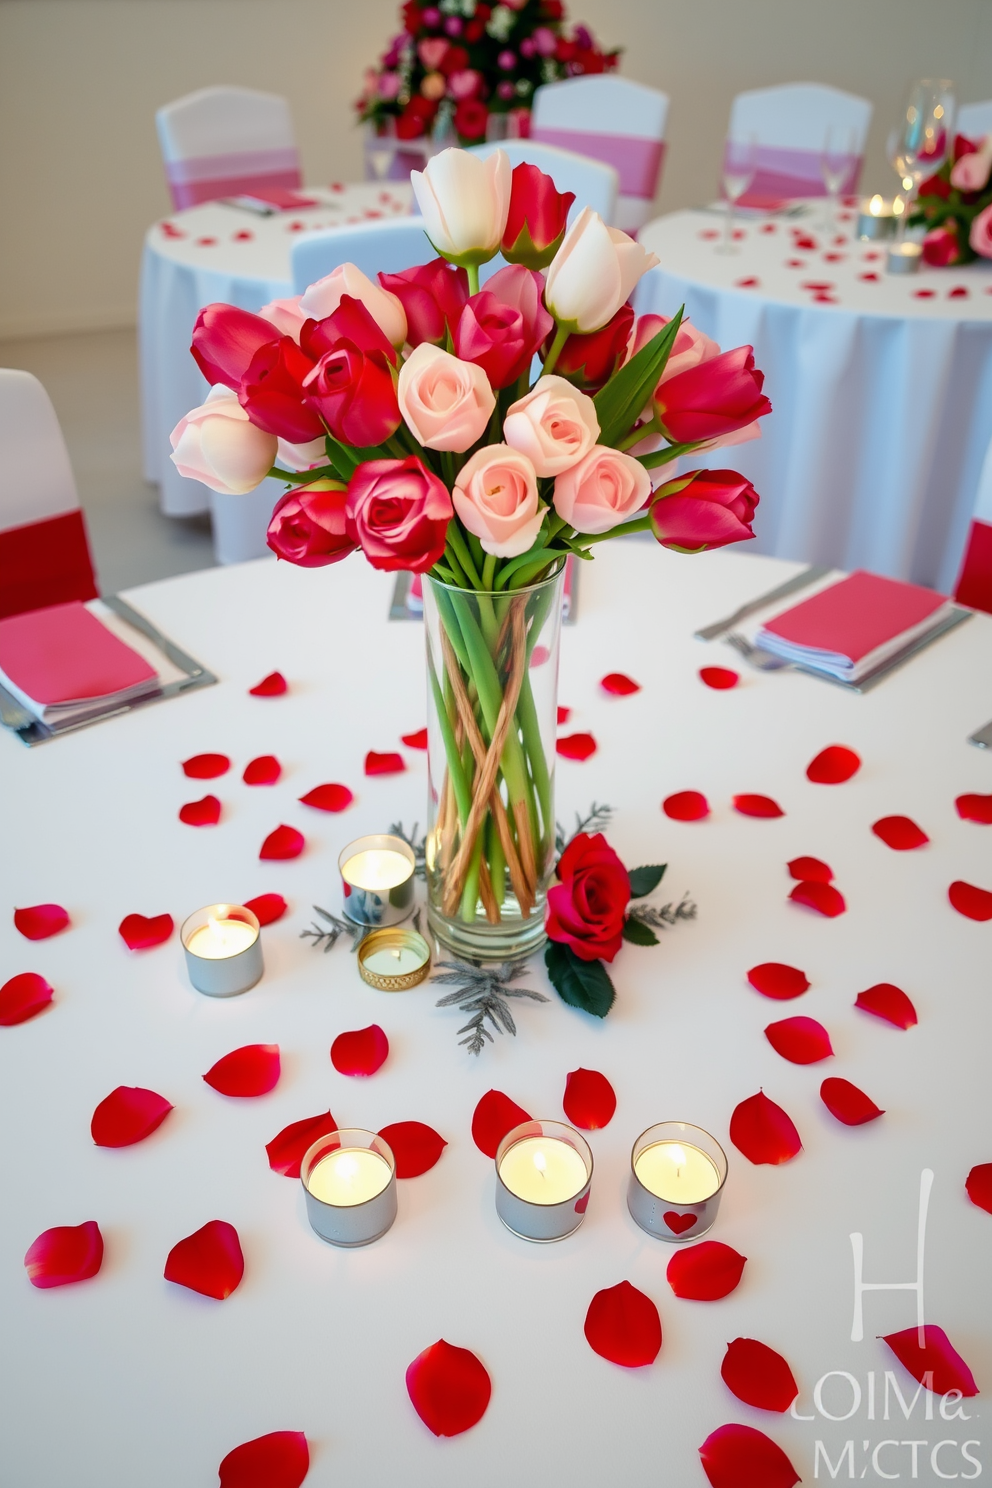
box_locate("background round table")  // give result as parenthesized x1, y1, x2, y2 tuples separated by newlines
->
(636, 205, 992, 594)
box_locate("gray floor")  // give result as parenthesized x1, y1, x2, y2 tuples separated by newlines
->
(0, 327, 216, 594)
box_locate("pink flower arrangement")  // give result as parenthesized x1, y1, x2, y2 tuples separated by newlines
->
(912, 132, 992, 266)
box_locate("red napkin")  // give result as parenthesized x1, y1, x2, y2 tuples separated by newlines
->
(0, 601, 156, 715)
(226, 188, 319, 211)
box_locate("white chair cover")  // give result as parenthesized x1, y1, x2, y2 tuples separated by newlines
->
(725, 83, 872, 207)
(466, 139, 618, 226)
(291, 217, 433, 295)
(958, 100, 992, 140)
(156, 87, 301, 209)
(0, 369, 78, 530)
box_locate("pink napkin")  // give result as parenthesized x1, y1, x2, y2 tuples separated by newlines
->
(229, 187, 319, 211)
(0, 602, 156, 703)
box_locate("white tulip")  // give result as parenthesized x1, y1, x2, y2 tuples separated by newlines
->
(544, 207, 659, 334)
(170, 386, 277, 495)
(411, 147, 511, 266)
(298, 263, 407, 348)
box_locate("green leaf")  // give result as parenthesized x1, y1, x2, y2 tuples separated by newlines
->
(622, 916, 659, 946)
(323, 432, 360, 481)
(628, 864, 667, 898)
(544, 941, 615, 1018)
(593, 309, 684, 447)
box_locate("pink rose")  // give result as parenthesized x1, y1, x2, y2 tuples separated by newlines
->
(346, 456, 453, 572)
(299, 263, 407, 348)
(170, 386, 276, 495)
(260, 295, 307, 341)
(377, 71, 403, 101)
(397, 342, 495, 452)
(553, 446, 650, 534)
(267, 480, 357, 567)
(970, 203, 992, 259)
(950, 143, 992, 193)
(447, 69, 482, 100)
(502, 375, 599, 476)
(452, 445, 545, 557)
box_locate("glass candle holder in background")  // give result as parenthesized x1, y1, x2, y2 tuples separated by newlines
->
(627, 1122, 727, 1242)
(495, 1120, 592, 1242)
(820, 125, 857, 234)
(301, 1129, 397, 1246)
(887, 78, 956, 241)
(718, 134, 756, 254)
(339, 834, 416, 927)
(180, 904, 263, 996)
(365, 118, 397, 182)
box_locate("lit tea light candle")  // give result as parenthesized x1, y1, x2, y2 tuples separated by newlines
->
(339, 834, 416, 927)
(857, 194, 898, 240)
(301, 1129, 397, 1246)
(180, 904, 263, 997)
(628, 1122, 728, 1242)
(357, 927, 431, 990)
(495, 1120, 592, 1242)
(887, 239, 923, 275)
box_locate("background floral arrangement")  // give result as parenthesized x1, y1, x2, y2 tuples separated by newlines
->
(912, 131, 992, 266)
(355, 0, 619, 145)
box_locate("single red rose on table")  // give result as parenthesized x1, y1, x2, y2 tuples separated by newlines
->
(238, 337, 323, 444)
(552, 304, 635, 390)
(454, 265, 553, 389)
(190, 303, 279, 389)
(650, 470, 758, 551)
(546, 831, 630, 963)
(303, 343, 401, 447)
(654, 345, 772, 444)
(267, 482, 357, 567)
(501, 161, 575, 269)
(379, 258, 469, 348)
(346, 456, 453, 573)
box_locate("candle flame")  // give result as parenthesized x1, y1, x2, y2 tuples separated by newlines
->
(533, 1151, 547, 1177)
(669, 1143, 687, 1176)
(336, 1154, 359, 1180)
(869, 194, 884, 215)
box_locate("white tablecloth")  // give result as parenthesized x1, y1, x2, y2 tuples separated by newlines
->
(637, 207, 992, 594)
(2, 544, 991, 1487)
(139, 183, 414, 529)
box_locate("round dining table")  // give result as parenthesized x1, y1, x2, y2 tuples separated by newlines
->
(2, 540, 990, 1486)
(636, 205, 992, 595)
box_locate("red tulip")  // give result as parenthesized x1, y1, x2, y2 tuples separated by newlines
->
(552, 304, 635, 391)
(655, 345, 772, 444)
(300, 294, 398, 365)
(378, 258, 469, 348)
(191, 304, 280, 390)
(650, 469, 758, 551)
(502, 161, 575, 268)
(267, 482, 357, 567)
(239, 337, 324, 443)
(303, 344, 401, 447)
(454, 265, 553, 389)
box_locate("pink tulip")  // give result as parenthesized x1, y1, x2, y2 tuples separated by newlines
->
(950, 142, 992, 192)
(628, 314, 721, 384)
(191, 304, 279, 390)
(299, 264, 407, 348)
(260, 295, 308, 341)
(553, 446, 650, 535)
(170, 386, 276, 495)
(379, 258, 469, 348)
(452, 445, 544, 557)
(650, 469, 759, 551)
(654, 346, 772, 445)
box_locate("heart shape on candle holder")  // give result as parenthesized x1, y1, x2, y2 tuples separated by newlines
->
(720, 1337, 799, 1412)
(584, 1281, 662, 1367)
(699, 666, 739, 690)
(330, 1024, 389, 1076)
(204, 1045, 281, 1098)
(13, 903, 69, 940)
(806, 745, 860, 783)
(729, 1091, 802, 1165)
(855, 982, 917, 1029)
(699, 1423, 800, 1488)
(764, 1016, 833, 1064)
(663, 790, 709, 821)
(179, 794, 221, 826)
(956, 792, 992, 824)
(24, 1221, 103, 1289)
(243, 892, 288, 925)
(164, 1219, 244, 1300)
(746, 962, 810, 1000)
(248, 671, 288, 697)
(260, 825, 305, 860)
(948, 880, 992, 921)
(872, 815, 928, 850)
(91, 1086, 173, 1146)
(218, 1431, 309, 1488)
(378, 1121, 447, 1177)
(965, 1163, 992, 1215)
(118, 912, 174, 950)
(557, 732, 597, 760)
(405, 1339, 492, 1437)
(881, 1325, 978, 1397)
(562, 1067, 616, 1129)
(471, 1089, 531, 1157)
(365, 750, 405, 775)
(0, 971, 54, 1026)
(265, 1111, 339, 1177)
(786, 856, 832, 882)
(664, 1211, 698, 1235)
(401, 728, 428, 749)
(820, 1077, 884, 1126)
(733, 793, 784, 818)
(243, 755, 282, 786)
(666, 1240, 747, 1300)
(789, 880, 846, 917)
(182, 752, 230, 779)
(298, 782, 354, 812)
(601, 672, 640, 695)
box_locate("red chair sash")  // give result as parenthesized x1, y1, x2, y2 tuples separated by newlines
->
(165, 148, 301, 209)
(530, 127, 665, 199)
(954, 518, 992, 615)
(0, 509, 98, 620)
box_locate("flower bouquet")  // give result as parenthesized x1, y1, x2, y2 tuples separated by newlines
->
(171, 148, 770, 960)
(912, 131, 992, 266)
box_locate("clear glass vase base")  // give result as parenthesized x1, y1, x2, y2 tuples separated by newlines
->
(427, 896, 548, 964)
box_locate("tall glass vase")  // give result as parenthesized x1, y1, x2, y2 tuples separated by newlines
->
(423, 565, 564, 962)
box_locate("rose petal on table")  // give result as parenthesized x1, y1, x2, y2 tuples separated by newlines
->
(956, 792, 992, 824)
(243, 893, 288, 926)
(204, 1045, 281, 1098)
(91, 1086, 173, 1147)
(881, 1324, 978, 1397)
(298, 782, 354, 812)
(530, 644, 550, 667)
(182, 752, 230, 779)
(330, 1024, 389, 1076)
(732, 793, 784, 818)
(747, 962, 810, 1000)
(666, 1240, 746, 1300)
(13, 904, 69, 940)
(787, 856, 832, 882)
(730, 1091, 802, 1165)
(259, 825, 304, 860)
(24, 1220, 103, 1289)
(663, 790, 710, 821)
(243, 755, 282, 786)
(401, 728, 428, 749)
(179, 794, 221, 826)
(365, 750, 405, 775)
(265, 1111, 339, 1177)
(557, 705, 571, 724)
(557, 732, 597, 760)
(563, 1067, 617, 1129)
(699, 666, 739, 690)
(219, 1431, 309, 1488)
(0, 971, 54, 1026)
(949, 880, 992, 921)
(378, 1121, 447, 1178)
(164, 1219, 244, 1300)
(789, 880, 846, 917)
(405, 1339, 492, 1436)
(872, 814, 928, 850)
(720, 1337, 798, 1412)
(855, 982, 917, 1029)
(699, 1423, 800, 1488)
(914, 288, 936, 298)
(764, 1016, 833, 1064)
(584, 1281, 662, 1367)
(735, 276, 760, 288)
(966, 1163, 992, 1215)
(819, 1076, 884, 1125)
(600, 672, 640, 695)
(800, 280, 834, 291)
(118, 912, 174, 950)
(248, 672, 289, 697)
(471, 1089, 531, 1157)
(806, 744, 860, 783)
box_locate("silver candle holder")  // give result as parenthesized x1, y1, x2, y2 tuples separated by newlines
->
(495, 1120, 592, 1243)
(857, 195, 898, 241)
(887, 240, 923, 275)
(301, 1129, 397, 1247)
(180, 904, 263, 997)
(339, 833, 416, 927)
(627, 1122, 727, 1242)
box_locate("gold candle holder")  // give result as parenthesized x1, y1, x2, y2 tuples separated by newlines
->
(357, 927, 431, 990)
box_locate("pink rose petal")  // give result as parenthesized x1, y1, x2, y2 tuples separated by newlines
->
(118, 912, 173, 950)
(406, 1339, 492, 1436)
(204, 1045, 281, 1097)
(260, 825, 304, 860)
(243, 755, 282, 785)
(182, 752, 230, 779)
(721, 1337, 798, 1412)
(0, 971, 54, 1026)
(365, 750, 405, 775)
(299, 783, 354, 812)
(666, 1241, 746, 1300)
(789, 879, 846, 917)
(732, 793, 784, 818)
(164, 1219, 244, 1300)
(764, 1016, 833, 1064)
(855, 982, 917, 1029)
(243, 893, 288, 925)
(557, 733, 597, 760)
(699, 667, 739, 690)
(730, 1091, 802, 1165)
(663, 790, 709, 821)
(872, 814, 928, 850)
(699, 1423, 800, 1488)
(820, 1076, 884, 1125)
(600, 672, 641, 695)
(249, 672, 288, 697)
(91, 1086, 173, 1146)
(25, 1221, 103, 1288)
(330, 1024, 389, 1076)
(13, 903, 69, 940)
(584, 1280, 662, 1367)
(179, 794, 221, 826)
(218, 1432, 309, 1488)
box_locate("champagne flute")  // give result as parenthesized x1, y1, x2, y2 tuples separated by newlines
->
(887, 79, 956, 238)
(719, 134, 757, 254)
(366, 117, 397, 182)
(820, 125, 856, 234)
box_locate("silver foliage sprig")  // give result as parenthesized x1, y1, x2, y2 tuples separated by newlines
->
(389, 821, 427, 880)
(433, 960, 549, 1056)
(628, 891, 698, 929)
(300, 906, 367, 953)
(554, 802, 615, 857)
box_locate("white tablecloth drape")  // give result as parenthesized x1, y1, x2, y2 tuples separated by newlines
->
(637, 207, 992, 594)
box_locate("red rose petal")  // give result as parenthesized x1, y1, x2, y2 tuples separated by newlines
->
(204, 1045, 281, 1097)
(557, 705, 571, 724)
(402, 728, 428, 749)
(266, 1111, 339, 1177)
(855, 982, 917, 1029)
(666, 1240, 746, 1300)
(700, 1424, 800, 1488)
(118, 912, 174, 950)
(219, 1431, 309, 1488)
(956, 792, 992, 824)
(91, 1086, 173, 1146)
(820, 1076, 884, 1125)
(721, 1337, 799, 1411)
(182, 752, 230, 779)
(872, 814, 928, 850)
(965, 1163, 992, 1215)
(471, 1089, 531, 1157)
(405, 1339, 492, 1436)
(556, 732, 597, 760)
(730, 1091, 802, 1165)
(949, 880, 992, 921)
(378, 1121, 447, 1178)
(0, 971, 54, 1026)
(584, 1281, 662, 1367)
(330, 1024, 389, 1076)
(789, 879, 846, 917)
(600, 672, 641, 695)
(733, 793, 784, 817)
(699, 666, 739, 690)
(663, 790, 709, 821)
(365, 750, 405, 775)
(764, 1015, 833, 1064)
(243, 755, 282, 786)
(13, 903, 69, 940)
(299, 783, 354, 812)
(24, 1220, 103, 1289)
(179, 794, 221, 826)
(563, 1067, 617, 1130)
(249, 672, 289, 697)
(801, 280, 834, 291)
(807, 744, 860, 783)
(164, 1219, 244, 1300)
(243, 892, 287, 925)
(787, 856, 832, 882)
(260, 825, 304, 860)
(881, 1324, 978, 1397)
(747, 962, 810, 1000)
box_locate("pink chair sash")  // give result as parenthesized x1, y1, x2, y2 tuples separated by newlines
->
(165, 148, 301, 209)
(722, 143, 862, 209)
(0, 509, 98, 621)
(531, 127, 665, 199)
(954, 518, 992, 615)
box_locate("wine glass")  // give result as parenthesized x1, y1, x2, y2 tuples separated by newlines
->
(887, 79, 956, 236)
(719, 134, 757, 253)
(820, 125, 856, 234)
(366, 117, 397, 182)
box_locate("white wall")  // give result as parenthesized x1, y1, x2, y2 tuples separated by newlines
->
(0, 0, 989, 338)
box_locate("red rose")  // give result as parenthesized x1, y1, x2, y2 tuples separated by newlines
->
(453, 264, 553, 389)
(654, 345, 772, 445)
(303, 344, 401, 447)
(379, 258, 469, 348)
(552, 304, 635, 390)
(455, 99, 489, 140)
(650, 469, 758, 552)
(439, 44, 469, 75)
(301, 295, 398, 364)
(191, 304, 279, 390)
(239, 337, 323, 443)
(922, 222, 960, 267)
(398, 97, 437, 140)
(267, 482, 357, 567)
(346, 456, 453, 573)
(502, 162, 575, 269)
(546, 832, 630, 963)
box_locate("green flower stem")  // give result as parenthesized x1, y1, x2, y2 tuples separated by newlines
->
(466, 263, 480, 296)
(575, 515, 653, 549)
(494, 545, 553, 590)
(460, 832, 484, 922)
(448, 592, 533, 830)
(443, 543, 472, 590)
(467, 531, 486, 571)
(432, 584, 472, 674)
(515, 675, 551, 854)
(487, 812, 505, 910)
(427, 650, 471, 827)
(266, 465, 341, 485)
(446, 524, 483, 589)
(481, 553, 497, 589)
(541, 324, 570, 379)
(617, 416, 660, 452)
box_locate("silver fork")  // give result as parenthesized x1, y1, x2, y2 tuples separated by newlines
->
(725, 632, 792, 671)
